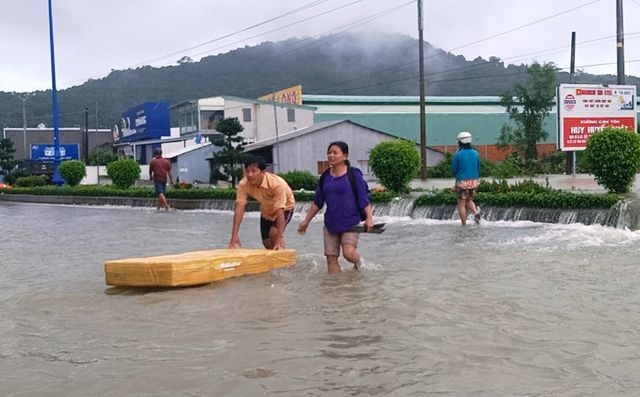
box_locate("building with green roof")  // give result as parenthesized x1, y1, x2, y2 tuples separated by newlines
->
(303, 95, 559, 149)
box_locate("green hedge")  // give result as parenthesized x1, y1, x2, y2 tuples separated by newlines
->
(15, 175, 47, 187)
(278, 170, 318, 191)
(414, 182, 619, 209)
(2, 181, 618, 209)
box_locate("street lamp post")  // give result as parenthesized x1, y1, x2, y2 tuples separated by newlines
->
(48, 0, 64, 185)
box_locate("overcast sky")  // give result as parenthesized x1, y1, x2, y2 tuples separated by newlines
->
(2, 0, 639, 93)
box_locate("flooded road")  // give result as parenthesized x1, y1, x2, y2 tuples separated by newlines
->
(2, 202, 640, 396)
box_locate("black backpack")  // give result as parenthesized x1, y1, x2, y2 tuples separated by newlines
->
(318, 167, 367, 221)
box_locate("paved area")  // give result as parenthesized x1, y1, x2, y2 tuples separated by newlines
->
(408, 174, 640, 194)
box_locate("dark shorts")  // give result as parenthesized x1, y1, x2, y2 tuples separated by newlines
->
(260, 209, 294, 240)
(155, 181, 167, 195)
(455, 186, 476, 200)
(455, 179, 479, 200)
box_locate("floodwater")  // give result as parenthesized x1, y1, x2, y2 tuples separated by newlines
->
(2, 202, 640, 396)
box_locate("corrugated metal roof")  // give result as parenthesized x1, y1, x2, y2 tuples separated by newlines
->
(163, 142, 213, 159)
(243, 120, 397, 152)
(303, 95, 505, 105)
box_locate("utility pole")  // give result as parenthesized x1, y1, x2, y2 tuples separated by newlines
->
(84, 107, 89, 163)
(616, 0, 625, 84)
(417, 0, 427, 180)
(271, 86, 280, 174)
(567, 32, 577, 176)
(570, 31, 576, 83)
(18, 95, 29, 160)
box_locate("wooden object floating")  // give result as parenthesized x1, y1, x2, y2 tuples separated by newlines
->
(104, 248, 296, 287)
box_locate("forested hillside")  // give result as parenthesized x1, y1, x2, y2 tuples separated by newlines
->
(1, 32, 637, 129)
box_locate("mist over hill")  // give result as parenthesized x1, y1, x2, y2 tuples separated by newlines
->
(1, 32, 637, 129)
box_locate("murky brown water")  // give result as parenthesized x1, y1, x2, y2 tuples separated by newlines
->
(2, 202, 640, 396)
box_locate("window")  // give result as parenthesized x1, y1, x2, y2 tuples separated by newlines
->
(317, 160, 329, 175)
(200, 110, 224, 130)
(242, 108, 252, 122)
(180, 109, 197, 134)
(357, 160, 371, 175)
(287, 108, 295, 122)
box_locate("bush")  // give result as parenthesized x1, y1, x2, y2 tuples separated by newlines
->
(106, 159, 141, 189)
(491, 152, 525, 178)
(584, 127, 640, 193)
(173, 182, 193, 189)
(479, 158, 497, 177)
(59, 160, 86, 186)
(279, 170, 318, 191)
(427, 152, 454, 178)
(15, 175, 47, 187)
(88, 148, 117, 166)
(369, 139, 420, 193)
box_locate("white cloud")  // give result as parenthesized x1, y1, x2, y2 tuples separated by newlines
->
(1, 0, 638, 92)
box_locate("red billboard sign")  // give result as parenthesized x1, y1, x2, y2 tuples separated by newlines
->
(557, 84, 637, 151)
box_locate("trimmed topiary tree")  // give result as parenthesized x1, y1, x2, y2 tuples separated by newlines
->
(584, 126, 640, 193)
(279, 170, 318, 191)
(59, 160, 86, 186)
(369, 139, 420, 193)
(106, 158, 141, 189)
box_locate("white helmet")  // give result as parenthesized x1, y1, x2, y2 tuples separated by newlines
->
(457, 131, 472, 144)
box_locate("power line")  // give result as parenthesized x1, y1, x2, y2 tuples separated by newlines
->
(314, 0, 604, 92)
(186, 0, 367, 60)
(62, 0, 365, 87)
(408, 32, 640, 82)
(129, 0, 328, 68)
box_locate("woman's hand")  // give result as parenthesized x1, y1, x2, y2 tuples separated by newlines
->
(297, 220, 309, 235)
(364, 217, 374, 232)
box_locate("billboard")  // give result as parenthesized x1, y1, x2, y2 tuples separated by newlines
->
(258, 84, 302, 105)
(116, 102, 171, 143)
(31, 144, 79, 162)
(557, 84, 637, 151)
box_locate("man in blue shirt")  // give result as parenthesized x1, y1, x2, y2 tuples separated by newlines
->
(451, 131, 481, 225)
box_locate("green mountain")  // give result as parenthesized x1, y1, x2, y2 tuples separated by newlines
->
(1, 32, 637, 129)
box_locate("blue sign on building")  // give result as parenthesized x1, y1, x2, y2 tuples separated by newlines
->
(31, 144, 79, 162)
(117, 102, 171, 143)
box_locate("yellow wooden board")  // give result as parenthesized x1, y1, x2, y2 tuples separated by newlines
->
(104, 249, 296, 287)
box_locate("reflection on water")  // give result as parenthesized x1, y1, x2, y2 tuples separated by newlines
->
(2, 202, 640, 396)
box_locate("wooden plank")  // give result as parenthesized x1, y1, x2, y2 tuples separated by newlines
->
(104, 249, 296, 287)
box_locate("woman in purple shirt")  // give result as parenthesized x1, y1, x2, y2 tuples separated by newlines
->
(298, 141, 374, 273)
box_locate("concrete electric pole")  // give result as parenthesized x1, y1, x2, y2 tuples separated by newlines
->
(418, 0, 427, 180)
(616, 0, 625, 84)
(18, 95, 29, 160)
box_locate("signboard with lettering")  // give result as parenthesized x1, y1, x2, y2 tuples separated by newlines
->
(557, 84, 637, 151)
(258, 84, 302, 105)
(31, 144, 79, 162)
(117, 102, 170, 143)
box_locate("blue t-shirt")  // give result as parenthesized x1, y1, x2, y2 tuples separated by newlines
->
(451, 148, 480, 181)
(314, 168, 370, 234)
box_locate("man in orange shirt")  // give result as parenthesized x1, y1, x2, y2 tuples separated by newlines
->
(149, 148, 173, 211)
(228, 156, 295, 250)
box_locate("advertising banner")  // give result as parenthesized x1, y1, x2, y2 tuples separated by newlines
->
(117, 102, 170, 143)
(258, 85, 302, 105)
(557, 84, 637, 151)
(31, 144, 79, 162)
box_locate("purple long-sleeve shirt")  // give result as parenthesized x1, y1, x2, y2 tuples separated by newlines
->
(314, 168, 370, 234)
